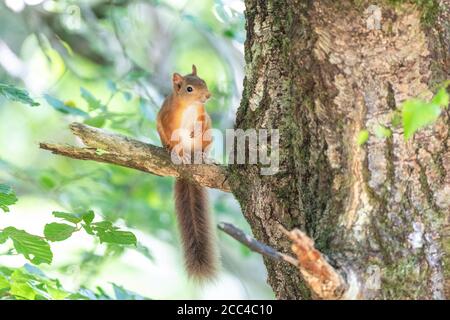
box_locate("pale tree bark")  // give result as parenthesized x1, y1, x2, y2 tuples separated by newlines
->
(228, 0, 449, 299)
(39, 123, 230, 192)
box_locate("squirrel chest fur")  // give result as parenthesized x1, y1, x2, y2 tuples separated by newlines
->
(156, 65, 217, 281)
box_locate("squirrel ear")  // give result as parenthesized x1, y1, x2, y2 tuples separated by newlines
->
(192, 64, 197, 76)
(173, 73, 183, 87)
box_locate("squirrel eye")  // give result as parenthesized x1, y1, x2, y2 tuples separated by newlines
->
(186, 86, 194, 93)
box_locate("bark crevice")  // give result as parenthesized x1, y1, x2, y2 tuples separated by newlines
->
(233, 0, 449, 299)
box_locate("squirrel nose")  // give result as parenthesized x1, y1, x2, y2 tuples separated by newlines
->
(205, 92, 211, 99)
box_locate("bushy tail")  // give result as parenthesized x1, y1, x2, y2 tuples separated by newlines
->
(174, 178, 217, 281)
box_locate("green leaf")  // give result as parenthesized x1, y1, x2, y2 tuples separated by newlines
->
(432, 88, 449, 108)
(52, 210, 94, 224)
(52, 211, 82, 224)
(77, 218, 137, 246)
(84, 116, 106, 128)
(0, 83, 39, 107)
(0, 232, 8, 244)
(0, 274, 9, 291)
(44, 94, 89, 117)
(10, 281, 36, 300)
(96, 230, 137, 245)
(44, 223, 77, 242)
(91, 221, 113, 230)
(374, 125, 392, 138)
(402, 99, 441, 140)
(95, 285, 113, 299)
(91, 222, 136, 245)
(80, 87, 103, 111)
(82, 210, 95, 224)
(82, 223, 95, 235)
(0, 266, 14, 277)
(3, 227, 52, 265)
(46, 286, 69, 300)
(67, 292, 91, 300)
(0, 184, 18, 212)
(7, 269, 38, 300)
(10, 268, 52, 300)
(10, 269, 34, 285)
(224, 29, 236, 38)
(357, 130, 369, 146)
(0, 266, 77, 300)
(39, 175, 56, 190)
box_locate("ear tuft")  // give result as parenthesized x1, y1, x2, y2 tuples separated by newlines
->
(173, 73, 183, 85)
(192, 64, 197, 76)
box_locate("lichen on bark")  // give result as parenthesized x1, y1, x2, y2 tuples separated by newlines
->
(232, 0, 449, 299)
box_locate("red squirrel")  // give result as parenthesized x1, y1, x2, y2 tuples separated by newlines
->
(156, 65, 217, 280)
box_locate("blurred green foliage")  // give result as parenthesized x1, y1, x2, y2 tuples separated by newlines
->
(0, 263, 147, 300)
(0, 83, 39, 107)
(0, 184, 18, 212)
(0, 0, 273, 299)
(0, 184, 143, 299)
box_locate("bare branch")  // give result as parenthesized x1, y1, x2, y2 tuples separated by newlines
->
(218, 222, 298, 267)
(39, 123, 230, 192)
(279, 226, 348, 300)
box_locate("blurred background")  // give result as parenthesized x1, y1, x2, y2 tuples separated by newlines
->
(0, 0, 274, 299)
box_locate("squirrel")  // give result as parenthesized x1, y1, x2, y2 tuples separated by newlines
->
(156, 65, 217, 281)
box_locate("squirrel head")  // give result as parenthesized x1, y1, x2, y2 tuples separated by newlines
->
(172, 65, 211, 104)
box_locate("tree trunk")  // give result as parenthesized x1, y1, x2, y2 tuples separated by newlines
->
(229, 0, 449, 299)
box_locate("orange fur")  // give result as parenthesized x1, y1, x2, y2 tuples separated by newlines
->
(156, 65, 217, 281)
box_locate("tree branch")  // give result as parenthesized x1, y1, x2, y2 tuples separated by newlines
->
(279, 226, 348, 300)
(219, 221, 348, 299)
(218, 222, 299, 267)
(39, 123, 230, 192)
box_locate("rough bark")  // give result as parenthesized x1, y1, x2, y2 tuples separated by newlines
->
(40, 123, 230, 192)
(229, 0, 449, 299)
